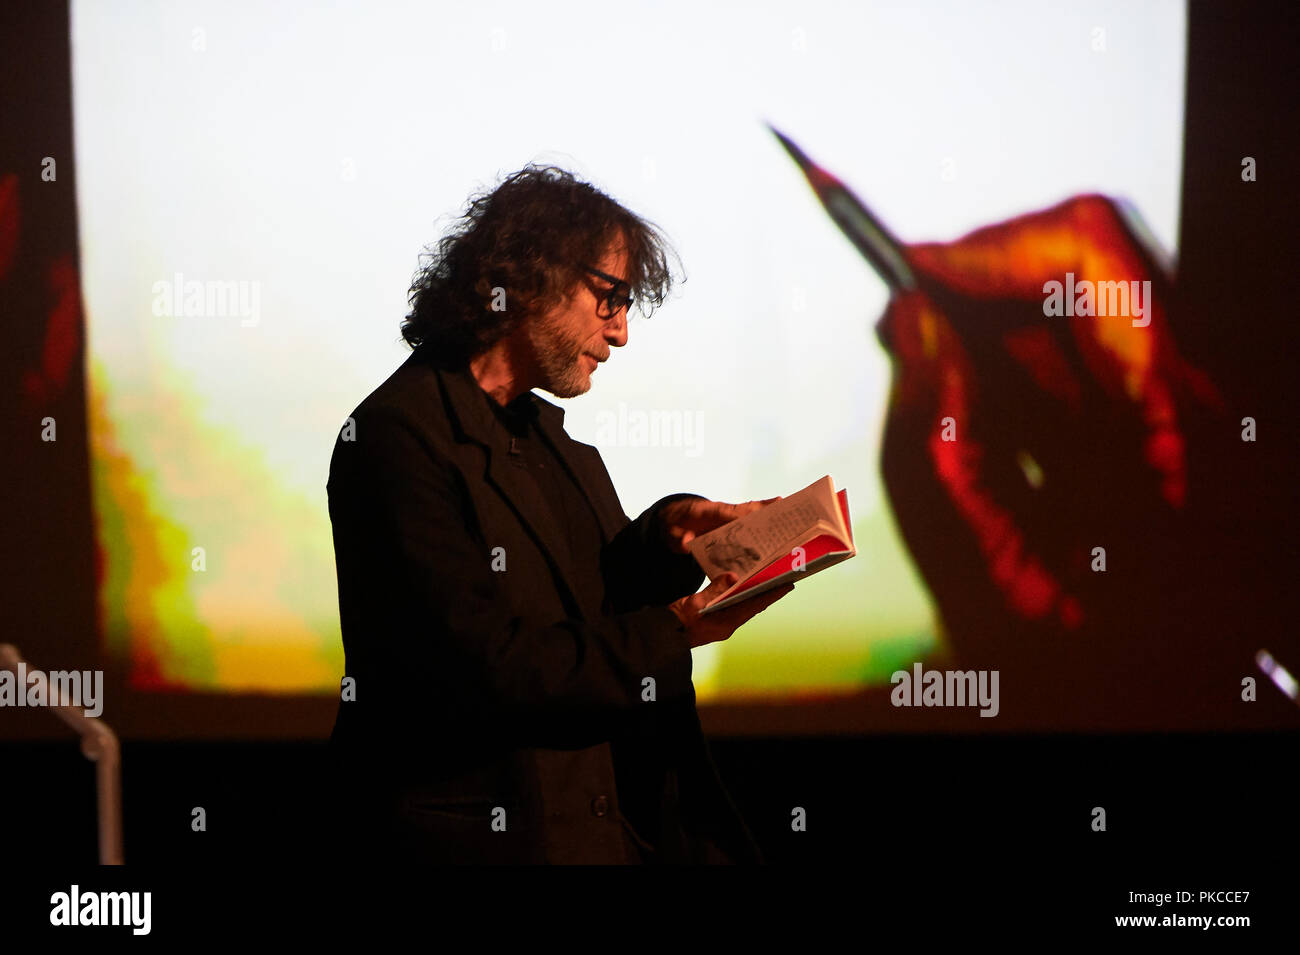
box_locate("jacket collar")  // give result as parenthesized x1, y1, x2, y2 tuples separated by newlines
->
(428, 356, 620, 616)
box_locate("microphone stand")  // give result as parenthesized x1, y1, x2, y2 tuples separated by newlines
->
(0, 643, 124, 864)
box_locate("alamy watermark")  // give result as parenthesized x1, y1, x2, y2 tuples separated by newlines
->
(890, 663, 999, 717)
(593, 402, 703, 458)
(0, 663, 103, 717)
(50, 885, 150, 935)
(1042, 272, 1152, 327)
(151, 272, 261, 327)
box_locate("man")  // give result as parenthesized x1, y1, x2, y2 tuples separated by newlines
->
(327, 165, 792, 864)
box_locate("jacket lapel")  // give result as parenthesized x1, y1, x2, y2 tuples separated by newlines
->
(434, 362, 612, 618)
(530, 404, 625, 543)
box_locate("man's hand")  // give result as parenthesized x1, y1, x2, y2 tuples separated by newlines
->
(658, 496, 782, 555)
(668, 574, 795, 649)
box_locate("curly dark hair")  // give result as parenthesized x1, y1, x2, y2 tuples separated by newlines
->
(401, 164, 681, 365)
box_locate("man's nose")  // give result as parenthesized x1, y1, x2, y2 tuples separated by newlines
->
(603, 311, 628, 348)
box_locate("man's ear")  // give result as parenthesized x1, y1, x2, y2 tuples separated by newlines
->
(551, 265, 583, 304)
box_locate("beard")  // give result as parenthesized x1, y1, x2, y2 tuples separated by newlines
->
(526, 311, 592, 398)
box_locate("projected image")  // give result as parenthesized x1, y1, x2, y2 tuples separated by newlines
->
(70, 0, 1186, 697)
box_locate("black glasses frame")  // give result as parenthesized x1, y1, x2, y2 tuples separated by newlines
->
(583, 266, 634, 319)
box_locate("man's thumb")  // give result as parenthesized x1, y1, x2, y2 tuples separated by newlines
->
(706, 572, 738, 595)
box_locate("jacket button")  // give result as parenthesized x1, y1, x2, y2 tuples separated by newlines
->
(590, 795, 609, 817)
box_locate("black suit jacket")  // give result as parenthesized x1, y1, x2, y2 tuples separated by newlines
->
(326, 348, 763, 864)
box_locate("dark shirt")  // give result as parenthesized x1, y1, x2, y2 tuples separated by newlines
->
(481, 388, 670, 860)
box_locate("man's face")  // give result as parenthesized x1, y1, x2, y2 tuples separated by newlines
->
(525, 240, 631, 399)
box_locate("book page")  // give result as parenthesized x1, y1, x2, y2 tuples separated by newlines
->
(689, 476, 839, 582)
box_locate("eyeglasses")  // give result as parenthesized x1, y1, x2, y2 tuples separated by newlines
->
(583, 266, 634, 320)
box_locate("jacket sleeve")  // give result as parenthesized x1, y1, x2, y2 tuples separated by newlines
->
(333, 407, 696, 740)
(602, 493, 709, 613)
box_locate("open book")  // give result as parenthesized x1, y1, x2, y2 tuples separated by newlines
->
(687, 475, 856, 615)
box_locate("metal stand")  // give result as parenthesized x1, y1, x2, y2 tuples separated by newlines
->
(0, 644, 124, 864)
